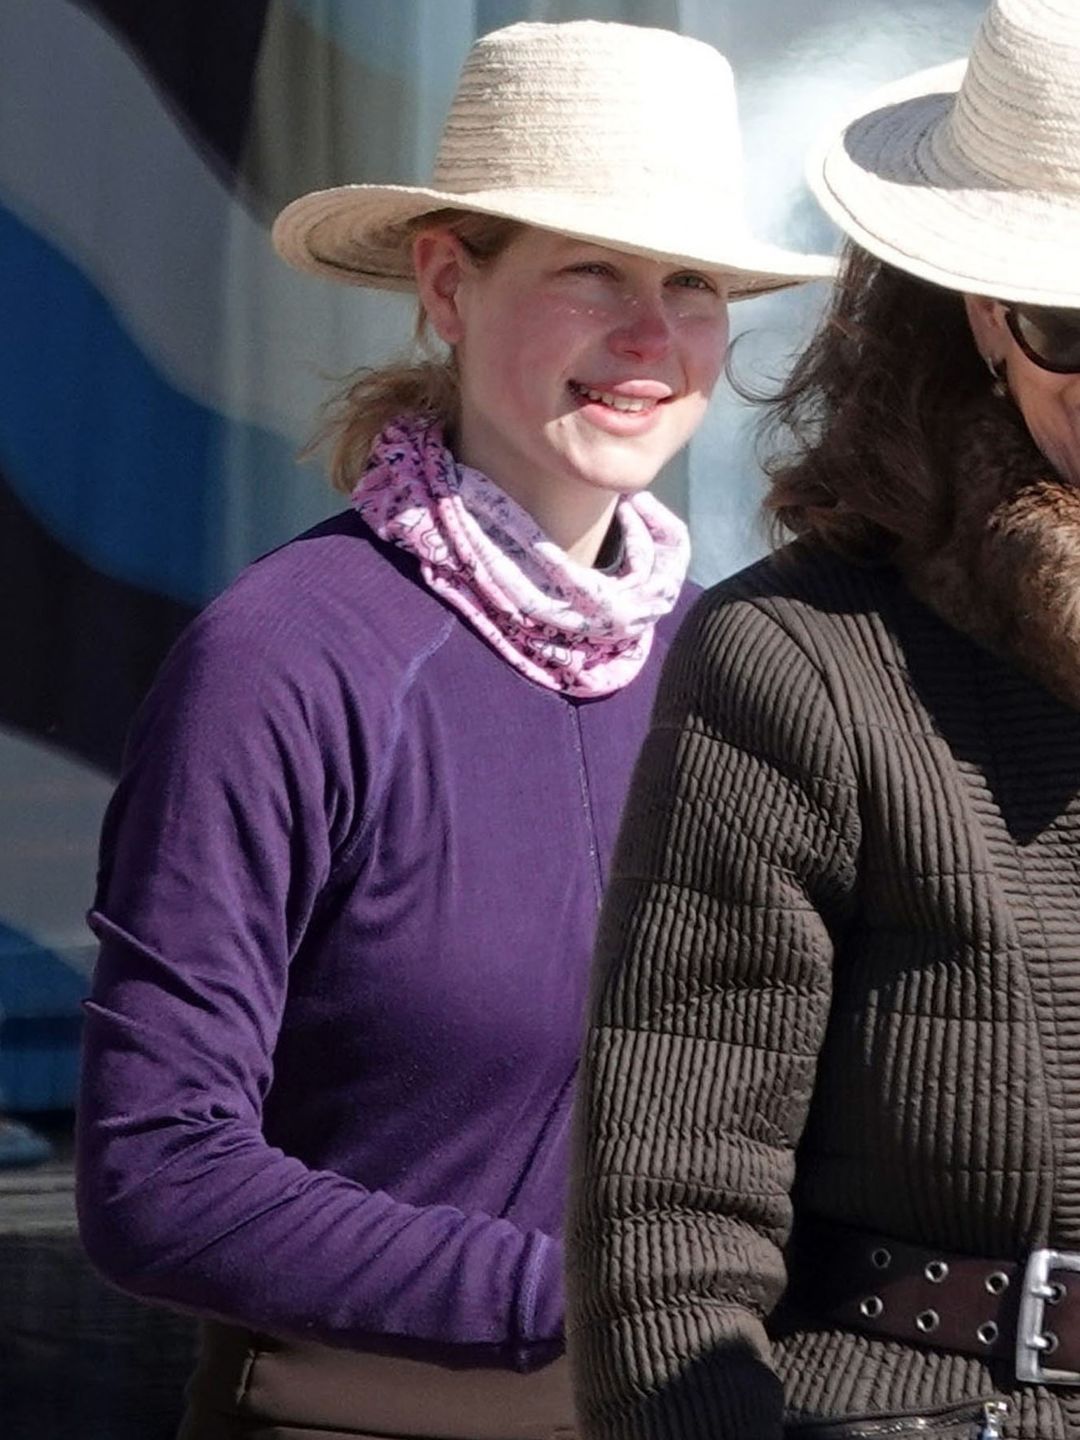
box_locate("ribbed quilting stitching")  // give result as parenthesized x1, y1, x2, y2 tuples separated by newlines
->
(568, 551, 1080, 1440)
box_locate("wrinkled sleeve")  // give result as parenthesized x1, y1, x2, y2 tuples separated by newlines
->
(566, 593, 861, 1438)
(77, 606, 561, 1365)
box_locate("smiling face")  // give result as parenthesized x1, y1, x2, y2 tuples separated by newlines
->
(965, 294, 1080, 486)
(414, 224, 729, 527)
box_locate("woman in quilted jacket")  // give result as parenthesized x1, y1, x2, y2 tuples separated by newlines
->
(568, 3, 1080, 1439)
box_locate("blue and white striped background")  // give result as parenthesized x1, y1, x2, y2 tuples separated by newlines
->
(0, 0, 984, 1110)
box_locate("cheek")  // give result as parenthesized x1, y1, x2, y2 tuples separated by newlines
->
(1014, 371, 1073, 437)
(682, 312, 730, 395)
(1062, 377, 1080, 419)
(491, 303, 585, 391)
(1013, 374, 1080, 483)
(464, 313, 540, 405)
(667, 392, 712, 450)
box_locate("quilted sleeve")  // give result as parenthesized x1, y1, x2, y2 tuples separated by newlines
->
(567, 592, 861, 1440)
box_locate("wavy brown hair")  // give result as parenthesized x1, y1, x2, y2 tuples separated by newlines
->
(310, 210, 523, 496)
(760, 241, 991, 561)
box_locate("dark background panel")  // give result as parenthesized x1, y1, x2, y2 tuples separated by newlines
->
(72, 0, 271, 177)
(0, 470, 195, 776)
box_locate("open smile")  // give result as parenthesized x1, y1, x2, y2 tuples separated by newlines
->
(568, 380, 673, 414)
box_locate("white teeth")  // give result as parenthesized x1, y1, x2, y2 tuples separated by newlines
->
(574, 383, 656, 413)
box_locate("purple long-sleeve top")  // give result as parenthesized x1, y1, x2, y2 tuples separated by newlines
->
(76, 510, 692, 1368)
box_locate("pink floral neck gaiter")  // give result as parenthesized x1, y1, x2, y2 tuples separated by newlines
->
(353, 415, 690, 697)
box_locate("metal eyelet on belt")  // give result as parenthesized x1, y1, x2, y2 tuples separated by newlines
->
(986, 1271, 1010, 1295)
(860, 1295, 884, 1319)
(925, 1260, 948, 1284)
(871, 1248, 892, 1271)
(915, 1309, 940, 1334)
(977, 1321, 999, 1346)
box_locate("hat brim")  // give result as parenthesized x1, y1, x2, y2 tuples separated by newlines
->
(271, 184, 837, 301)
(810, 59, 1080, 308)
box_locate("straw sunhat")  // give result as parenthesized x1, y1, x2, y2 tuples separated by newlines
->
(810, 0, 1080, 307)
(272, 20, 835, 300)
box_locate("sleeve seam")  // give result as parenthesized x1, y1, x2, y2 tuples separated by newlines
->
(330, 612, 457, 883)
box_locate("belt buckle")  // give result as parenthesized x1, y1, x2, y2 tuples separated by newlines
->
(1016, 1248, 1080, 1384)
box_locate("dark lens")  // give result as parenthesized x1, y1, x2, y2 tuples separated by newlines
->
(1011, 306, 1080, 372)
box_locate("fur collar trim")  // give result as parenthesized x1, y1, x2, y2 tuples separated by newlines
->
(897, 398, 1080, 710)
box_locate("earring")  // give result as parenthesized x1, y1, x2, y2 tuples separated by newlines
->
(985, 354, 1008, 400)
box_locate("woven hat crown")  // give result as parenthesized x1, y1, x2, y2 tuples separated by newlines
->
(272, 18, 836, 297)
(429, 21, 742, 216)
(945, 0, 1080, 193)
(811, 0, 1080, 306)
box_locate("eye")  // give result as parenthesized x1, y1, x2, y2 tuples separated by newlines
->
(669, 272, 718, 293)
(568, 261, 618, 279)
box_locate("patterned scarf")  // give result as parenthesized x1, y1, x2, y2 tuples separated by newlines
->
(352, 415, 690, 697)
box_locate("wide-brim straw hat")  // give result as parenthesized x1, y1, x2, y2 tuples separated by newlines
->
(809, 0, 1080, 308)
(272, 19, 835, 301)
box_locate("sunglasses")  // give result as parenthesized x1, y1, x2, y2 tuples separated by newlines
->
(1004, 304, 1080, 375)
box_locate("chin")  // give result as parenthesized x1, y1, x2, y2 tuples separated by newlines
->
(578, 469, 660, 496)
(1056, 450, 1080, 489)
(572, 448, 673, 496)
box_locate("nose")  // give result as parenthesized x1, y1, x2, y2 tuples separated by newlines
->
(607, 295, 673, 363)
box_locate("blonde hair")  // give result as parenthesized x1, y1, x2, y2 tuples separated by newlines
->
(311, 210, 523, 495)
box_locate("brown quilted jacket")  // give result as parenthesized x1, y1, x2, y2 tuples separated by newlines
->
(567, 545, 1080, 1440)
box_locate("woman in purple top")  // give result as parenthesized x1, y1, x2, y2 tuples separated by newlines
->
(75, 19, 831, 1440)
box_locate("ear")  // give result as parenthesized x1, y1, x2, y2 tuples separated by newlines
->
(413, 228, 472, 346)
(963, 293, 1010, 367)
